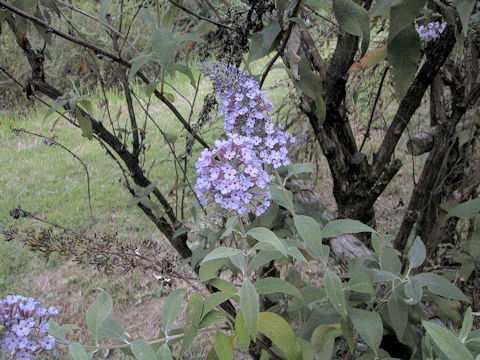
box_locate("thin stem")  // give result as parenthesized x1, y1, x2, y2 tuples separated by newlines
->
(52, 0, 139, 54)
(305, 5, 340, 29)
(166, 0, 237, 32)
(9, 207, 77, 235)
(260, 0, 304, 88)
(359, 66, 388, 152)
(237, 215, 247, 251)
(10, 128, 95, 221)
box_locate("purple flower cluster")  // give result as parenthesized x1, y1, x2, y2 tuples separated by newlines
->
(200, 62, 295, 168)
(1, 295, 58, 359)
(195, 135, 271, 216)
(195, 62, 295, 216)
(417, 22, 447, 42)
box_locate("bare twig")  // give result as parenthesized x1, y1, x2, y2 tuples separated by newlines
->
(9, 206, 77, 235)
(52, 0, 140, 55)
(359, 66, 388, 152)
(305, 5, 340, 29)
(166, 0, 237, 32)
(260, 0, 304, 87)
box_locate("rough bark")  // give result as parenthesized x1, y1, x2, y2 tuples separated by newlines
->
(395, 82, 480, 253)
(429, 74, 446, 126)
(280, 16, 456, 238)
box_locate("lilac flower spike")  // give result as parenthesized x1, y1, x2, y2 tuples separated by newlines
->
(195, 135, 271, 216)
(196, 62, 297, 216)
(200, 62, 295, 168)
(1, 295, 59, 359)
(417, 22, 447, 42)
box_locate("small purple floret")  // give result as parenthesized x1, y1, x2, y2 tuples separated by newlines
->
(417, 21, 447, 42)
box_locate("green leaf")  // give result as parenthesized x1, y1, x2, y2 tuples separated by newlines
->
(455, 0, 476, 36)
(414, 273, 470, 302)
(137, 7, 156, 23)
(389, 0, 426, 40)
(48, 320, 80, 341)
(332, 0, 370, 54)
(78, 99, 93, 115)
(347, 46, 387, 73)
(247, 250, 282, 273)
(296, 56, 326, 122)
(408, 237, 426, 269)
(98, 0, 112, 25)
(297, 338, 315, 360)
(248, 20, 282, 62)
(405, 276, 423, 304)
(380, 247, 402, 275)
(43, 98, 69, 121)
(446, 198, 480, 219)
(129, 53, 154, 81)
(294, 215, 326, 259)
(98, 317, 128, 342)
(324, 270, 347, 320)
(74, 108, 93, 140)
(350, 308, 383, 352)
(344, 272, 374, 294)
(151, 29, 176, 74)
(86, 289, 113, 336)
(162, 289, 185, 333)
(235, 311, 250, 351)
(270, 183, 295, 213)
(387, 25, 421, 100)
(180, 293, 204, 356)
(370, 0, 395, 17)
(208, 278, 238, 294)
(258, 312, 300, 360)
(240, 278, 259, 340)
(460, 307, 473, 342)
(341, 318, 355, 352)
(256, 277, 303, 298)
(131, 339, 156, 360)
(199, 259, 227, 282)
(422, 321, 473, 360)
(305, 0, 330, 12)
(199, 311, 224, 329)
(285, 163, 315, 180)
(202, 292, 233, 316)
(247, 227, 287, 255)
(214, 331, 233, 360)
(322, 219, 377, 238)
(200, 247, 244, 264)
(174, 63, 196, 88)
(176, 33, 206, 44)
(156, 344, 173, 360)
(367, 269, 400, 282)
(288, 286, 327, 312)
(69, 343, 89, 360)
(387, 293, 409, 341)
(312, 326, 339, 359)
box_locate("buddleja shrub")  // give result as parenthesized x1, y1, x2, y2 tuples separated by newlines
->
(2, 63, 478, 359)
